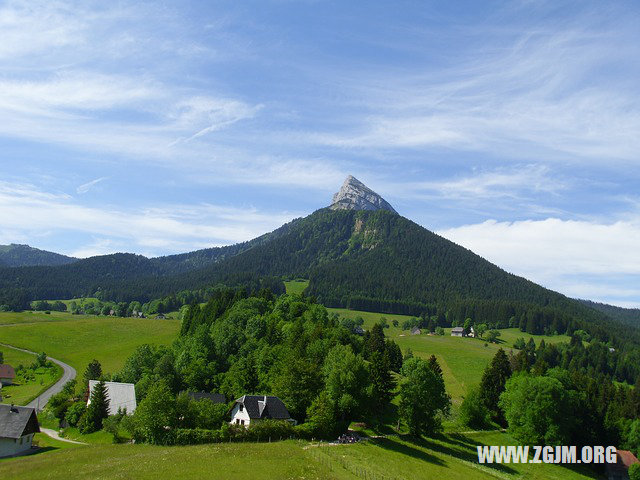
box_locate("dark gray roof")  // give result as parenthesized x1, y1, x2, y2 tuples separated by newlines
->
(184, 392, 226, 404)
(235, 395, 291, 420)
(0, 405, 40, 439)
(451, 327, 464, 332)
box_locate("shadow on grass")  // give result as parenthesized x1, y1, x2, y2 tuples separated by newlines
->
(402, 434, 520, 476)
(369, 437, 446, 467)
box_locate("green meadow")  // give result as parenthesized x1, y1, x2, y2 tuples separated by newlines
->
(0, 314, 180, 375)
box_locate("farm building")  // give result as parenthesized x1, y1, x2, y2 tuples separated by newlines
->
(183, 392, 226, 404)
(0, 404, 40, 458)
(230, 395, 295, 427)
(0, 364, 16, 386)
(606, 449, 639, 480)
(451, 327, 464, 337)
(88, 381, 137, 415)
(410, 327, 421, 335)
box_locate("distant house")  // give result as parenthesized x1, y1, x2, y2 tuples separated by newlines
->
(609, 347, 616, 353)
(230, 395, 295, 427)
(88, 381, 137, 415)
(0, 365, 16, 386)
(155, 314, 166, 319)
(353, 326, 365, 336)
(0, 405, 40, 458)
(411, 327, 421, 335)
(606, 449, 639, 480)
(183, 392, 226, 404)
(469, 326, 476, 338)
(451, 327, 464, 337)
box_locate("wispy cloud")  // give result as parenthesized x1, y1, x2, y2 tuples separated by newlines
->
(0, 181, 303, 257)
(76, 176, 108, 194)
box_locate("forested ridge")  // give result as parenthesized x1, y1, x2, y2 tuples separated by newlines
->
(0, 243, 77, 267)
(0, 208, 636, 349)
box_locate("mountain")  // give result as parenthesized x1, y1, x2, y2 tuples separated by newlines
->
(0, 244, 77, 267)
(330, 175, 397, 214)
(0, 175, 629, 344)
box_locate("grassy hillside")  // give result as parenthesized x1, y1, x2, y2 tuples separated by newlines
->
(331, 307, 572, 405)
(0, 433, 600, 480)
(0, 314, 180, 374)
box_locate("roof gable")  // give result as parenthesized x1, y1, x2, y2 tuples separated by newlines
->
(0, 405, 40, 439)
(235, 395, 291, 420)
(0, 364, 16, 379)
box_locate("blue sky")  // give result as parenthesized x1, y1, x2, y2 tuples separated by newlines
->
(1, 0, 640, 307)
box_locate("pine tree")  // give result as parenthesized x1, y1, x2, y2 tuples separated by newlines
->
(366, 323, 386, 358)
(479, 348, 512, 423)
(83, 359, 102, 387)
(368, 351, 395, 416)
(427, 355, 443, 379)
(81, 380, 110, 433)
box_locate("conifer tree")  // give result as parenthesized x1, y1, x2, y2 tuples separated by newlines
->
(83, 359, 102, 387)
(368, 351, 395, 416)
(427, 355, 443, 379)
(81, 380, 110, 433)
(479, 348, 512, 422)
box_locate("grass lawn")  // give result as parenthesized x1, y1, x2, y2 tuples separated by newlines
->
(0, 314, 180, 375)
(0, 440, 357, 480)
(0, 348, 62, 406)
(0, 433, 601, 480)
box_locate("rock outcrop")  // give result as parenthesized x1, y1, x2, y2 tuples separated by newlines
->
(329, 175, 397, 214)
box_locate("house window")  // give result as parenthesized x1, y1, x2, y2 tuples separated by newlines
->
(239, 404, 243, 412)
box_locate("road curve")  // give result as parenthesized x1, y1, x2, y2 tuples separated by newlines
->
(0, 342, 76, 411)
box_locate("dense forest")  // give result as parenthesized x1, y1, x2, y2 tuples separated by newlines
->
(579, 299, 640, 327)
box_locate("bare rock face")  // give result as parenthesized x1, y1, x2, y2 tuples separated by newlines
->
(330, 175, 398, 214)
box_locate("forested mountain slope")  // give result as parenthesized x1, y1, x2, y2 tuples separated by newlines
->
(0, 243, 77, 267)
(580, 299, 640, 327)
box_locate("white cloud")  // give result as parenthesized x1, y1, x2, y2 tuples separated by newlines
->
(0, 181, 303, 257)
(437, 217, 640, 306)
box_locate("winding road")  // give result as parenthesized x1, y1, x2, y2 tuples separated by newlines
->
(0, 342, 76, 411)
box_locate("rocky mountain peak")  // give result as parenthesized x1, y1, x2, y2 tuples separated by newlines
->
(330, 175, 398, 214)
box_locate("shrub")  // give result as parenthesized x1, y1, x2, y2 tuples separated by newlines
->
(629, 463, 640, 480)
(65, 402, 86, 427)
(459, 386, 490, 429)
(173, 428, 226, 445)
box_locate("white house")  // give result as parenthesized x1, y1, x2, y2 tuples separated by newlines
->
(451, 327, 464, 337)
(0, 405, 40, 458)
(230, 395, 295, 427)
(88, 381, 137, 415)
(0, 364, 16, 386)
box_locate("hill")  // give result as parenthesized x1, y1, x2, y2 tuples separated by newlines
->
(580, 299, 640, 327)
(0, 244, 76, 267)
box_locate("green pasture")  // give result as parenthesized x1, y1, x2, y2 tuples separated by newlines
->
(0, 314, 180, 375)
(0, 310, 88, 326)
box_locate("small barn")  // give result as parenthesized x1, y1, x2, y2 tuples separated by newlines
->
(0, 364, 16, 386)
(411, 327, 421, 335)
(88, 381, 137, 415)
(230, 395, 295, 427)
(451, 327, 464, 337)
(0, 405, 40, 458)
(606, 449, 639, 480)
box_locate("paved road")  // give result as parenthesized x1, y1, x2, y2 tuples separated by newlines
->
(0, 342, 76, 411)
(39, 427, 87, 445)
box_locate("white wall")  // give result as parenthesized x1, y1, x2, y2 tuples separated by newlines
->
(0, 434, 33, 458)
(229, 403, 251, 427)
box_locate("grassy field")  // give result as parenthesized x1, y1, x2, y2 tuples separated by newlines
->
(0, 432, 601, 480)
(0, 314, 180, 375)
(0, 347, 62, 406)
(329, 307, 572, 407)
(0, 310, 89, 326)
(284, 280, 309, 295)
